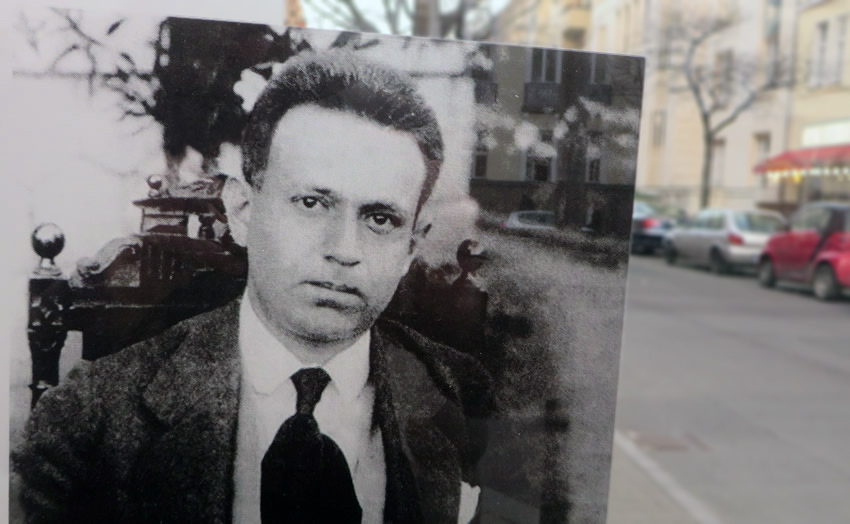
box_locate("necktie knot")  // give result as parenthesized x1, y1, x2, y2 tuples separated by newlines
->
(291, 367, 331, 415)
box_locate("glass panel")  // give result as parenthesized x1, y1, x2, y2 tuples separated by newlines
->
(734, 213, 784, 233)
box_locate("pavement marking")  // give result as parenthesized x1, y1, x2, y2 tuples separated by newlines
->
(614, 430, 724, 524)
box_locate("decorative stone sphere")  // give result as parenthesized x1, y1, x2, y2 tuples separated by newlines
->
(147, 175, 164, 191)
(147, 174, 165, 198)
(31, 223, 65, 260)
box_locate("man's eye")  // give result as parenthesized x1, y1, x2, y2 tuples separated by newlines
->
(368, 214, 401, 233)
(301, 197, 319, 208)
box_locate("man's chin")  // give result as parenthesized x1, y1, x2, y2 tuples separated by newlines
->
(293, 307, 373, 345)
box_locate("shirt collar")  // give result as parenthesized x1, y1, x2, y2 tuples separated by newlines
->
(239, 294, 371, 400)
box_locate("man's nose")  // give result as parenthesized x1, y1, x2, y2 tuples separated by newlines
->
(323, 214, 362, 267)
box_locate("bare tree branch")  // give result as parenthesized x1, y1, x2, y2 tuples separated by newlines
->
(654, 6, 792, 207)
(336, 0, 381, 33)
(303, 0, 359, 30)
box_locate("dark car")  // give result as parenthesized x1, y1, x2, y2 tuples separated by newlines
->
(631, 201, 675, 254)
(758, 201, 850, 300)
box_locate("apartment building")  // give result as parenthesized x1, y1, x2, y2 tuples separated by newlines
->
(757, 0, 850, 208)
(494, 0, 592, 49)
(590, 0, 797, 213)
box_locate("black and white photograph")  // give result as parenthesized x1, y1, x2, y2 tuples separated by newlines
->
(6, 7, 644, 523)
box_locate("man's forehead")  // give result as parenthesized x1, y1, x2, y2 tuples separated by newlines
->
(264, 104, 427, 211)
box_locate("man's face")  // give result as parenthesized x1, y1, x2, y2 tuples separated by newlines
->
(246, 104, 428, 348)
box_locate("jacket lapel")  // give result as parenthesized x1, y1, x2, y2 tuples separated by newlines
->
(126, 305, 464, 524)
(372, 321, 462, 524)
(134, 301, 242, 524)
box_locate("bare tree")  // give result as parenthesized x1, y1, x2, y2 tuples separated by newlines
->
(303, 0, 516, 40)
(655, 7, 792, 208)
(19, 10, 302, 185)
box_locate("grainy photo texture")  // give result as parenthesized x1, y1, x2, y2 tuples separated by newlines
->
(7, 9, 644, 524)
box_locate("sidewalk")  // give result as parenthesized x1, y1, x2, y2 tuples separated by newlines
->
(607, 439, 701, 524)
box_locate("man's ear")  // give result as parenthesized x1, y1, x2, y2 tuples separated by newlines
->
(408, 222, 432, 255)
(221, 176, 253, 245)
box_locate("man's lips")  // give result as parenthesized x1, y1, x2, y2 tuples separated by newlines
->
(304, 280, 364, 298)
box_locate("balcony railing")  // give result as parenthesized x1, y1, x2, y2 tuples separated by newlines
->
(475, 80, 498, 105)
(523, 82, 563, 114)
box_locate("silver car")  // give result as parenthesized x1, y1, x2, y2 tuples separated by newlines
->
(664, 209, 786, 274)
(503, 210, 557, 230)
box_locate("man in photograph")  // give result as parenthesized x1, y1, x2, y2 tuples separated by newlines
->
(14, 51, 491, 524)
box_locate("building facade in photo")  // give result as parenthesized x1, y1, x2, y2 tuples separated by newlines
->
(468, 42, 643, 237)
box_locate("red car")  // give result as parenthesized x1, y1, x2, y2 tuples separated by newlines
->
(758, 202, 850, 300)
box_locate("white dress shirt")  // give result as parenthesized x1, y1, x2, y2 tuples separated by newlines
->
(232, 296, 386, 523)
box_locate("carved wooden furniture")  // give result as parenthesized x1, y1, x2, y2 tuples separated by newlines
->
(27, 175, 248, 408)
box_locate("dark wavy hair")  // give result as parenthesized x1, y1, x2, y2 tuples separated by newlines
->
(242, 51, 444, 218)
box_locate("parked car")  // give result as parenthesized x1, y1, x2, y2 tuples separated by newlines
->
(502, 210, 557, 230)
(758, 202, 850, 300)
(664, 208, 786, 274)
(631, 201, 675, 254)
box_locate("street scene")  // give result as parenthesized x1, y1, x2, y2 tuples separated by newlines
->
(609, 255, 850, 524)
(7, 0, 850, 522)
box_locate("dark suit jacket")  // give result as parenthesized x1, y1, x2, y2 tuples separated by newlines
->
(14, 299, 492, 524)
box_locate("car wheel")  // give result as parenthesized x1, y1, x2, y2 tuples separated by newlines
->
(812, 264, 841, 301)
(709, 249, 728, 275)
(758, 258, 777, 288)
(664, 244, 677, 265)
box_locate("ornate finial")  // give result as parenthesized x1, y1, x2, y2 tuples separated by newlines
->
(31, 223, 65, 277)
(147, 174, 164, 198)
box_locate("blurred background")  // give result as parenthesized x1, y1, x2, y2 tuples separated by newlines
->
(6, 0, 850, 523)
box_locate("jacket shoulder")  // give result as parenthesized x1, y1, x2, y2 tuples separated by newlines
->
(34, 300, 239, 416)
(375, 318, 494, 418)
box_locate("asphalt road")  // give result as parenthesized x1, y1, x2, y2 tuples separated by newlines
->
(614, 256, 850, 523)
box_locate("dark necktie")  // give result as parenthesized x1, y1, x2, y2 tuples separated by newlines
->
(261, 368, 362, 523)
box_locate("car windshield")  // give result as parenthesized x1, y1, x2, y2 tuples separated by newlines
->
(734, 212, 784, 233)
(633, 202, 656, 216)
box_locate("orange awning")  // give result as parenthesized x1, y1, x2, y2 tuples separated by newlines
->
(754, 144, 850, 174)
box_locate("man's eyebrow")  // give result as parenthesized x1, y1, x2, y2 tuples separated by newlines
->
(360, 202, 404, 217)
(311, 187, 336, 197)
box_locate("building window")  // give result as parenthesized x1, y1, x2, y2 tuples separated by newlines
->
(754, 133, 771, 187)
(764, 0, 780, 41)
(591, 53, 610, 84)
(527, 156, 552, 182)
(596, 25, 608, 52)
(652, 110, 666, 147)
(471, 131, 489, 179)
(587, 158, 601, 182)
(623, 5, 631, 51)
(529, 48, 560, 83)
(811, 20, 829, 87)
(711, 140, 726, 187)
(525, 130, 556, 182)
(835, 15, 848, 84)
(754, 133, 771, 163)
(713, 50, 734, 106)
(472, 153, 488, 179)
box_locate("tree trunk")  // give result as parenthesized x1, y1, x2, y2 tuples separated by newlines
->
(413, 0, 440, 36)
(700, 133, 713, 209)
